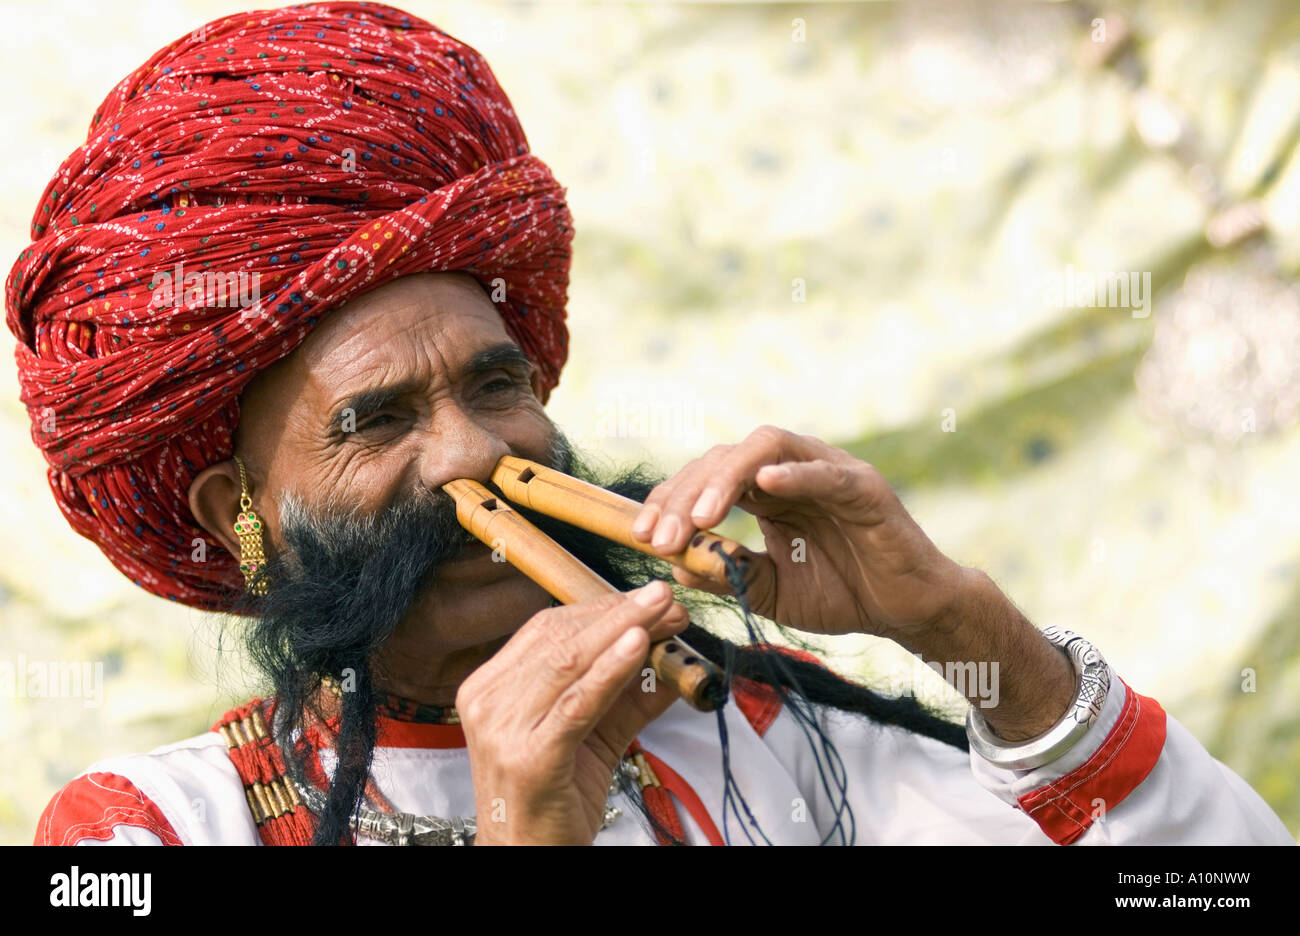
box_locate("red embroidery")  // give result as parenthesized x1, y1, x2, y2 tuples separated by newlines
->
(215, 698, 317, 845)
(1017, 678, 1167, 845)
(35, 772, 182, 846)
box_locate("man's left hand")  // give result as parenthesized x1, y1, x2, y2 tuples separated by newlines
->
(632, 424, 968, 642)
(632, 425, 1076, 741)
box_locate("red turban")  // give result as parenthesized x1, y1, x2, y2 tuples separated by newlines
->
(6, 2, 573, 611)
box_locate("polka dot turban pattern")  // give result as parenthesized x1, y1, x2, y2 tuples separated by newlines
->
(6, 2, 574, 610)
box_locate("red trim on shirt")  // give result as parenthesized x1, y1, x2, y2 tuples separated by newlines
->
(730, 645, 841, 738)
(35, 772, 182, 846)
(640, 749, 726, 846)
(1017, 678, 1167, 845)
(376, 718, 467, 748)
(731, 677, 782, 738)
(315, 716, 468, 749)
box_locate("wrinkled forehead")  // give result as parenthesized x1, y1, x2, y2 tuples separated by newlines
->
(241, 271, 517, 411)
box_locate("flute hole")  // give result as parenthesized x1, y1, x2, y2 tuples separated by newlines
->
(708, 541, 723, 553)
(664, 644, 679, 653)
(691, 534, 705, 548)
(682, 657, 699, 666)
(517, 467, 535, 484)
(479, 497, 498, 511)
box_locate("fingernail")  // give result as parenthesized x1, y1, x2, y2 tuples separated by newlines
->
(690, 489, 720, 523)
(632, 505, 658, 538)
(652, 515, 681, 550)
(761, 464, 791, 481)
(631, 580, 667, 606)
(615, 628, 644, 657)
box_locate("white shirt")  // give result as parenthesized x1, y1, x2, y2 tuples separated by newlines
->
(34, 673, 1295, 846)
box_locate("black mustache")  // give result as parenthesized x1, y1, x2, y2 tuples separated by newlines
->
(229, 439, 675, 846)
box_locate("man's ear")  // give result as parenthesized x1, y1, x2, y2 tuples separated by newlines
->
(529, 362, 545, 402)
(189, 459, 242, 557)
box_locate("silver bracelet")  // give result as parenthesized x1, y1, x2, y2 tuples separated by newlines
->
(965, 626, 1112, 771)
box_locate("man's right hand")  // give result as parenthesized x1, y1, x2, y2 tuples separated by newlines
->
(457, 580, 688, 845)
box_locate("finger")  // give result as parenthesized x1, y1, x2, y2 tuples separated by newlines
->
(645, 592, 692, 640)
(479, 581, 682, 717)
(513, 580, 670, 651)
(629, 500, 660, 543)
(753, 458, 889, 520)
(730, 483, 801, 520)
(509, 584, 689, 669)
(538, 616, 655, 755)
(653, 427, 837, 555)
(641, 448, 735, 552)
(689, 428, 839, 524)
(631, 449, 726, 544)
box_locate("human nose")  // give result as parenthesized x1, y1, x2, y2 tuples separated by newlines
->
(416, 401, 511, 491)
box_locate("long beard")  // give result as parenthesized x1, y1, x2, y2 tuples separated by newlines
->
(242, 483, 475, 701)
(228, 432, 666, 843)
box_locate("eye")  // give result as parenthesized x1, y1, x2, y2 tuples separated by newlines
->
(479, 369, 532, 399)
(357, 413, 396, 431)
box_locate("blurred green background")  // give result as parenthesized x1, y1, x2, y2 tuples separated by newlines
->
(2, 0, 1298, 844)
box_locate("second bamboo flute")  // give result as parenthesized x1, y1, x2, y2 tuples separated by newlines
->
(442, 478, 726, 712)
(490, 455, 761, 588)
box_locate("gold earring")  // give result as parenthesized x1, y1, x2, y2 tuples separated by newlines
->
(232, 456, 269, 596)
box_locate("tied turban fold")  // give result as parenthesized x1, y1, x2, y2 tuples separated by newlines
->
(5, 2, 574, 611)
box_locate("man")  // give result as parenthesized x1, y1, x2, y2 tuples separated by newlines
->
(11, 3, 1292, 846)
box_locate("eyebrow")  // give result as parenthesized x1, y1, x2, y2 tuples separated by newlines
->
(465, 342, 534, 376)
(327, 341, 534, 433)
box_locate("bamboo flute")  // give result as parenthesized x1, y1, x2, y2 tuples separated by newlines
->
(490, 455, 761, 588)
(442, 477, 728, 712)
